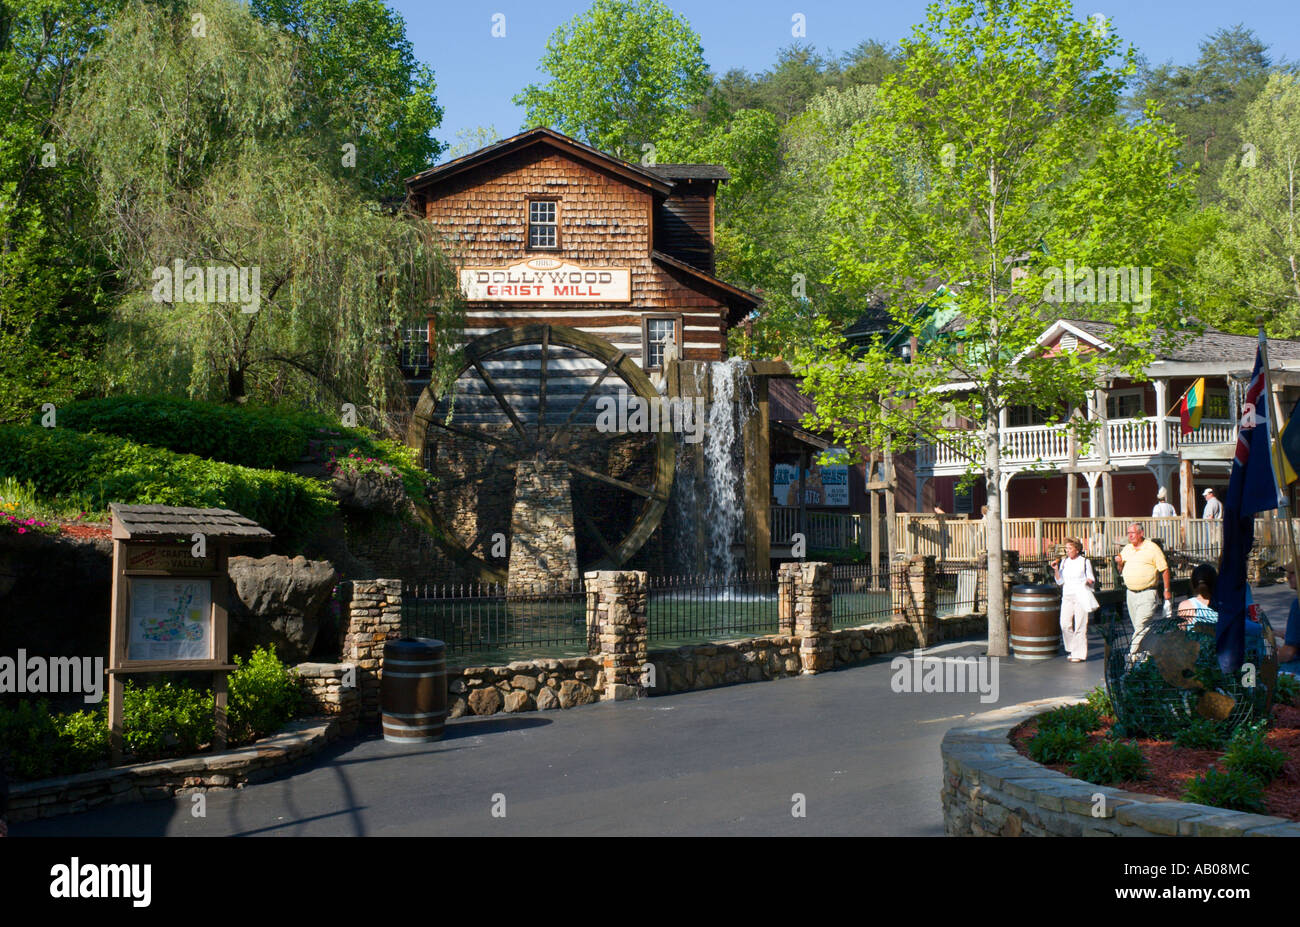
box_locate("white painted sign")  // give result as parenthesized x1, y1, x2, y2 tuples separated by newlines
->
(460, 258, 631, 302)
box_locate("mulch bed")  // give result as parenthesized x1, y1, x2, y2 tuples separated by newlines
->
(57, 523, 111, 540)
(1012, 703, 1300, 822)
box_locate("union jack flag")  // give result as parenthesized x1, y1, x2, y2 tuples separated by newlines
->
(1216, 343, 1278, 674)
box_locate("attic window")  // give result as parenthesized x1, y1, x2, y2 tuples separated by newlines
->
(1060, 333, 1078, 353)
(528, 200, 558, 249)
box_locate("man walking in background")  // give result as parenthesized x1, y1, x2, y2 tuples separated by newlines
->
(1116, 522, 1172, 654)
(1202, 487, 1223, 519)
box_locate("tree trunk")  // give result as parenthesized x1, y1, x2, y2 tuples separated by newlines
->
(227, 364, 247, 404)
(985, 412, 1008, 657)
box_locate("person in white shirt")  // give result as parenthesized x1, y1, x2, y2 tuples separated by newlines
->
(1050, 537, 1096, 662)
(1202, 487, 1222, 519)
(1151, 487, 1176, 518)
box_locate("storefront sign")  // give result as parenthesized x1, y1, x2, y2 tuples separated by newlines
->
(460, 258, 631, 302)
(773, 449, 850, 507)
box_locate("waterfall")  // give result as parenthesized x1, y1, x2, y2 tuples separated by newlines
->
(677, 357, 754, 580)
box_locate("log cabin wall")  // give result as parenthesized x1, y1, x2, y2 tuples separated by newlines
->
(411, 138, 745, 368)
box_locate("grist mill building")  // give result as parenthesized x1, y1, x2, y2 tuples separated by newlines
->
(404, 126, 759, 376)
(400, 127, 764, 584)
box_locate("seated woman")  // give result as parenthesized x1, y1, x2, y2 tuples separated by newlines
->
(1177, 564, 1219, 629)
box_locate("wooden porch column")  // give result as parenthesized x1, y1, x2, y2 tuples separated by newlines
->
(1095, 385, 1114, 517)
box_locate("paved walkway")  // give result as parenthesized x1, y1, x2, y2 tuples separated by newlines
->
(16, 582, 1295, 837)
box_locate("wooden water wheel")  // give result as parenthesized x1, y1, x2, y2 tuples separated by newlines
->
(406, 324, 675, 583)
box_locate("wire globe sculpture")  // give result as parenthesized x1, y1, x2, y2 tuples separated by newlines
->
(1098, 606, 1277, 738)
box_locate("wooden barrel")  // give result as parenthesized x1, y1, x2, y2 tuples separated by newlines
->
(382, 638, 447, 743)
(1010, 584, 1062, 660)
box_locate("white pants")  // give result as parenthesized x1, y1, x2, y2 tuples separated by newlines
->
(1060, 593, 1090, 660)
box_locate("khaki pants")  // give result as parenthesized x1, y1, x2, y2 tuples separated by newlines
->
(1126, 587, 1159, 655)
(1060, 593, 1091, 660)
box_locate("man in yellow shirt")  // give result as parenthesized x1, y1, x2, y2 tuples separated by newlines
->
(1115, 523, 1172, 654)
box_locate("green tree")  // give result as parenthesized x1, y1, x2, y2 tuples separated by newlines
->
(1195, 71, 1300, 335)
(514, 0, 709, 158)
(60, 0, 462, 432)
(1128, 25, 1283, 205)
(0, 0, 122, 422)
(792, 0, 1192, 655)
(251, 0, 445, 198)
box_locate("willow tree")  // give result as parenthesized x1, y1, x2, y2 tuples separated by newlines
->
(59, 0, 461, 432)
(792, 0, 1192, 656)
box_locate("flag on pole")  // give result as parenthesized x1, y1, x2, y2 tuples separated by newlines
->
(1215, 346, 1279, 675)
(1179, 377, 1206, 435)
(1278, 397, 1300, 485)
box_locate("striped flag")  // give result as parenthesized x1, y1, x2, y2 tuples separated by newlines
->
(1214, 347, 1278, 675)
(1179, 377, 1205, 435)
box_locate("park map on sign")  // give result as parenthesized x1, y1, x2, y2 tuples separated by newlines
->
(128, 579, 211, 660)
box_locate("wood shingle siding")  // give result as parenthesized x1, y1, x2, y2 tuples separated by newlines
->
(406, 128, 758, 372)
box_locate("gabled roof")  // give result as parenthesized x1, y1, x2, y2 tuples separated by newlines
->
(1058, 319, 1300, 365)
(406, 126, 674, 196)
(110, 504, 273, 541)
(651, 250, 761, 325)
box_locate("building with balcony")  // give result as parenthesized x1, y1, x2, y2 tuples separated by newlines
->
(914, 320, 1300, 520)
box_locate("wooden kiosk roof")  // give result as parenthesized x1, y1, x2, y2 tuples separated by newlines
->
(109, 504, 273, 541)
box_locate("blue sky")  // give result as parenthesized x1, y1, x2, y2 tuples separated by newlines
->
(387, 0, 1300, 158)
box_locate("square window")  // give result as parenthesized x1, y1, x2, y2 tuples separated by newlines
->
(528, 200, 557, 249)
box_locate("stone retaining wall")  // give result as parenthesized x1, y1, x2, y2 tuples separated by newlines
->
(295, 662, 360, 735)
(447, 657, 605, 716)
(941, 698, 1300, 837)
(6, 717, 339, 823)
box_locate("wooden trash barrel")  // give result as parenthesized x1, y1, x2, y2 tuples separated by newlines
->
(1009, 584, 1062, 660)
(381, 638, 447, 743)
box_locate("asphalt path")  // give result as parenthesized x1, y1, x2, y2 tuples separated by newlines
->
(19, 581, 1296, 838)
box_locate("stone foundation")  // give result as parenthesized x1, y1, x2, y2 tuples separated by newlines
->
(508, 460, 579, 589)
(447, 657, 606, 717)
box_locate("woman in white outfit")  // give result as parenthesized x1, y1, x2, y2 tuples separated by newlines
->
(1050, 537, 1096, 662)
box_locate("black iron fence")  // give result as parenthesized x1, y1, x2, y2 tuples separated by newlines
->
(401, 579, 590, 665)
(831, 563, 901, 629)
(646, 570, 779, 647)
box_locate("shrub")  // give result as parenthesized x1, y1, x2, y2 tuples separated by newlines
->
(1172, 717, 1232, 750)
(1223, 731, 1287, 784)
(1084, 684, 1113, 719)
(0, 700, 68, 780)
(48, 397, 432, 507)
(1276, 673, 1300, 707)
(0, 425, 336, 539)
(57, 708, 110, 771)
(1027, 726, 1090, 764)
(1071, 740, 1149, 785)
(121, 680, 214, 761)
(1182, 767, 1266, 813)
(1037, 703, 1102, 735)
(227, 647, 301, 745)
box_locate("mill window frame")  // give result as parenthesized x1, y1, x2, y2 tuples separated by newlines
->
(527, 198, 560, 250)
(642, 314, 682, 371)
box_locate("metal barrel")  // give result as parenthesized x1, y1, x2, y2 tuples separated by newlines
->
(381, 638, 447, 743)
(1010, 584, 1062, 660)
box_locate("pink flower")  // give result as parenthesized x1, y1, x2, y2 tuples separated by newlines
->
(17, 527, 26, 534)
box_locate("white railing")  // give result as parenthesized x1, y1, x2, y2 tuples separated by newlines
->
(918, 416, 1237, 473)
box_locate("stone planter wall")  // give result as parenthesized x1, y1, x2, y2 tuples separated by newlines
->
(941, 698, 1300, 837)
(295, 662, 361, 735)
(6, 717, 340, 824)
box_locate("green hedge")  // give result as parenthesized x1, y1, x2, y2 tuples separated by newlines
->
(0, 425, 336, 539)
(0, 648, 302, 781)
(46, 396, 430, 506)
(49, 396, 311, 470)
